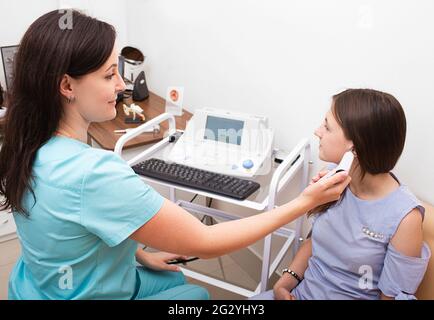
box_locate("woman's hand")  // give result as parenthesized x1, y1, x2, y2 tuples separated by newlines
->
(274, 286, 297, 300)
(300, 171, 351, 209)
(309, 170, 329, 185)
(135, 249, 188, 272)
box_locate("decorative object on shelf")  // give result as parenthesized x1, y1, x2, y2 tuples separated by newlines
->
(132, 71, 149, 101)
(120, 46, 145, 90)
(165, 86, 184, 116)
(123, 103, 145, 123)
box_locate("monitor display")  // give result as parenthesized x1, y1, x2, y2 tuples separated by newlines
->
(204, 115, 244, 145)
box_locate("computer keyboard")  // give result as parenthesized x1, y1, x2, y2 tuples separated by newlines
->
(132, 158, 260, 200)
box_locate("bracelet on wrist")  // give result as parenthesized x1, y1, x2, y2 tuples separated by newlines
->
(282, 268, 303, 284)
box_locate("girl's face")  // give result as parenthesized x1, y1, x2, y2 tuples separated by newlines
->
(314, 105, 354, 164)
(68, 47, 126, 123)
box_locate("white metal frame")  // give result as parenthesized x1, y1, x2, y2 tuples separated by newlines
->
(114, 113, 311, 297)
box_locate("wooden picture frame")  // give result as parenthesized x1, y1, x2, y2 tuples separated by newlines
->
(1, 45, 19, 90)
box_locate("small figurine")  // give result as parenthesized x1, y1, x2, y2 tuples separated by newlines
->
(123, 103, 145, 123)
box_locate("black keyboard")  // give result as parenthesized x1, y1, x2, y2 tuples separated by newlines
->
(132, 158, 260, 200)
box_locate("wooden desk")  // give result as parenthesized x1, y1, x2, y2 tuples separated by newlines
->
(88, 92, 192, 150)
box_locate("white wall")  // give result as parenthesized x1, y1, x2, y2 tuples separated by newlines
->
(126, 0, 434, 204)
(57, 0, 129, 49)
(0, 0, 57, 87)
(0, 0, 128, 89)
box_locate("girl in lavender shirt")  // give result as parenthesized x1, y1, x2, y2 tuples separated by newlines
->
(252, 88, 430, 300)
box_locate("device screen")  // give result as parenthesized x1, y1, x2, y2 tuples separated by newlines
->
(204, 115, 244, 145)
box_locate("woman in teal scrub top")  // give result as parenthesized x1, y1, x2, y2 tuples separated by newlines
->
(0, 10, 350, 300)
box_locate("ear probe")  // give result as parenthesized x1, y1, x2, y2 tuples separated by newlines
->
(318, 151, 354, 182)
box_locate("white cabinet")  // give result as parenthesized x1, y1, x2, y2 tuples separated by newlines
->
(0, 150, 16, 243)
(0, 209, 17, 243)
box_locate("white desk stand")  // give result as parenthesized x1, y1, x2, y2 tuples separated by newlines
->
(115, 113, 311, 297)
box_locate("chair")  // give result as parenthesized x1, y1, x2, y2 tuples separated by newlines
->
(415, 201, 434, 299)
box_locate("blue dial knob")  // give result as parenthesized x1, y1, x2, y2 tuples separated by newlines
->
(242, 159, 254, 169)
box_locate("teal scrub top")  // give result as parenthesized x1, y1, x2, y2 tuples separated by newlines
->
(8, 136, 165, 299)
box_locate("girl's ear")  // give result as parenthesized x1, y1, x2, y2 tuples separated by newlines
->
(59, 74, 74, 100)
(351, 146, 357, 158)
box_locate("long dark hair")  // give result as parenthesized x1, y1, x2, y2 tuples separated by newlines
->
(0, 10, 116, 216)
(309, 88, 407, 215)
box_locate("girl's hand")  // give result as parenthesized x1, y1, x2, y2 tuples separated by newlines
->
(136, 250, 188, 272)
(274, 286, 297, 300)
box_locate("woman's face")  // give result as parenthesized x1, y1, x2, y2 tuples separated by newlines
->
(314, 105, 353, 164)
(69, 47, 126, 123)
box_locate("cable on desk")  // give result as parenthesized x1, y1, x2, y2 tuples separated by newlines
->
(121, 90, 132, 99)
(190, 194, 198, 203)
